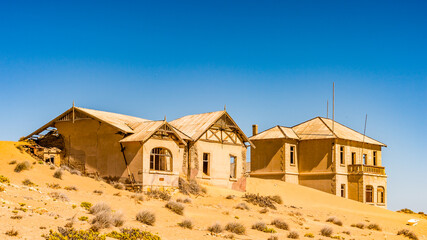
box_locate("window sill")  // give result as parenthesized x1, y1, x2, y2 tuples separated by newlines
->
(290, 164, 296, 167)
(340, 164, 346, 167)
(149, 170, 176, 175)
(202, 175, 211, 180)
(229, 178, 237, 182)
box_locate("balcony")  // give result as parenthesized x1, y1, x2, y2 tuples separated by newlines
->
(348, 164, 385, 175)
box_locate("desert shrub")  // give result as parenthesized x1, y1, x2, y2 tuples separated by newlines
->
(252, 221, 267, 231)
(132, 194, 145, 201)
(9, 160, 17, 165)
(268, 235, 279, 240)
(271, 219, 289, 230)
(304, 233, 314, 238)
(10, 215, 23, 219)
(64, 186, 78, 191)
(165, 200, 185, 215)
(53, 169, 63, 179)
(43, 227, 104, 240)
(5, 228, 18, 236)
(235, 202, 250, 210)
(367, 223, 382, 231)
(208, 223, 223, 233)
(326, 216, 343, 226)
(110, 211, 125, 227)
(397, 229, 418, 240)
(22, 179, 36, 187)
(226, 195, 235, 199)
(93, 190, 103, 195)
(81, 202, 93, 211)
(0, 175, 10, 183)
(225, 222, 246, 235)
(106, 228, 161, 240)
(320, 226, 333, 237)
(14, 161, 31, 172)
(50, 165, 56, 170)
(79, 216, 88, 221)
(176, 197, 192, 204)
(90, 202, 111, 215)
(47, 183, 61, 189)
(91, 211, 113, 230)
(136, 210, 156, 226)
(113, 182, 125, 190)
(178, 177, 206, 195)
(259, 208, 269, 214)
(398, 208, 415, 214)
(178, 219, 193, 229)
(146, 189, 171, 201)
(49, 192, 69, 201)
(270, 195, 283, 204)
(243, 193, 276, 209)
(288, 231, 299, 239)
(70, 169, 82, 176)
(342, 231, 351, 235)
(351, 223, 365, 229)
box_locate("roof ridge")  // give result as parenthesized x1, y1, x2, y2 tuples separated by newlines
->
(318, 117, 338, 138)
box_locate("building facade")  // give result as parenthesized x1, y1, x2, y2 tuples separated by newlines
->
(250, 117, 387, 208)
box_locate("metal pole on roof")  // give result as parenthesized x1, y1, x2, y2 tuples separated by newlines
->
(327, 100, 329, 118)
(361, 114, 368, 165)
(332, 83, 335, 133)
(72, 100, 75, 123)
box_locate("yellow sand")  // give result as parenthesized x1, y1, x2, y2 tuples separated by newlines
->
(0, 141, 425, 239)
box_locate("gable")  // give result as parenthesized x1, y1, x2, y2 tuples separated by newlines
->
(198, 114, 246, 145)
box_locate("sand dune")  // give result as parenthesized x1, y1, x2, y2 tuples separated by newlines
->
(0, 141, 425, 239)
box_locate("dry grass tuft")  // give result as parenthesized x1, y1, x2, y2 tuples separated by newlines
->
(208, 223, 223, 233)
(22, 179, 36, 187)
(146, 189, 171, 201)
(397, 229, 418, 240)
(367, 223, 382, 231)
(268, 235, 279, 240)
(165, 200, 185, 215)
(178, 219, 194, 229)
(0, 175, 10, 183)
(91, 211, 112, 230)
(113, 182, 125, 190)
(53, 169, 63, 179)
(288, 231, 299, 239)
(326, 216, 343, 226)
(235, 202, 250, 210)
(112, 211, 125, 227)
(226, 195, 235, 199)
(136, 210, 156, 226)
(93, 190, 103, 195)
(351, 223, 365, 229)
(46, 183, 61, 189)
(243, 193, 276, 209)
(271, 219, 289, 230)
(320, 226, 333, 237)
(304, 233, 314, 238)
(178, 177, 207, 195)
(8, 160, 17, 165)
(49, 192, 69, 201)
(176, 197, 192, 204)
(270, 195, 283, 204)
(64, 186, 78, 191)
(131, 194, 145, 202)
(14, 161, 31, 173)
(10, 215, 23, 220)
(5, 228, 18, 236)
(251, 221, 267, 231)
(89, 202, 111, 215)
(259, 208, 269, 214)
(225, 222, 246, 235)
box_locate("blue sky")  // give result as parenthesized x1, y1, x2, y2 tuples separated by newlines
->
(0, 1, 426, 211)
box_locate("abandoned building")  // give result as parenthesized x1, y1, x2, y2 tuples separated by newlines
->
(250, 117, 388, 208)
(25, 106, 252, 190)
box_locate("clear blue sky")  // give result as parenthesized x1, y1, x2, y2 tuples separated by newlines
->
(0, 1, 426, 212)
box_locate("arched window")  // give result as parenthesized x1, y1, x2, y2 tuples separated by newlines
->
(150, 148, 172, 172)
(377, 187, 385, 204)
(366, 185, 373, 203)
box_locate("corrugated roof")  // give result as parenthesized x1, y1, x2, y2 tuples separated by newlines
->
(170, 111, 225, 140)
(250, 126, 299, 140)
(292, 117, 386, 146)
(120, 121, 190, 143)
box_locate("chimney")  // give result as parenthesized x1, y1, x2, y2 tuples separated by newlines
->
(252, 124, 258, 136)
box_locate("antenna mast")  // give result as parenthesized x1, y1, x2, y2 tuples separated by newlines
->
(361, 114, 368, 164)
(332, 82, 335, 133)
(327, 100, 329, 118)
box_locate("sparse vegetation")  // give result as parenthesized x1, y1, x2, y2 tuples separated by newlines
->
(79, 216, 89, 221)
(146, 189, 171, 201)
(89, 202, 111, 214)
(10, 215, 23, 219)
(93, 190, 103, 195)
(178, 177, 207, 195)
(397, 229, 418, 240)
(178, 219, 193, 229)
(304, 233, 314, 238)
(288, 231, 299, 239)
(367, 223, 382, 231)
(268, 235, 279, 240)
(14, 161, 31, 172)
(165, 200, 185, 215)
(49, 192, 69, 201)
(225, 222, 246, 235)
(132, 193, 145, 202)
(90, 209, 124, 230)
(0, 175, 10, 183)
(226, 195, 235, 199)
(106, 228, 161, 240)
(64, 186, 78, 191)
(42, 227, 104, 240)
(235, 202, 250, 210)
(271, 219, 289, 230)
(326, 216, 343, 226)
(243, 193, 276, 209)
(53, 169, 63, 179)
(320, 226, 333, 237)
(8, 160, 17, 165)
(136, 210, 156, 226)
(398, 208, 415, 214)
(208, 223, 223, 233)
(113, 182, 125, 190)
(81, 202, 93, 211)
(259, 208, 269, 214)
(22, 179, 36, 187)
(342, 231, 351, 235)
(270, 195, 283, 204)
(47, 183, 61, 189)
(252, 221, 267, 231)
(70, 169, 82, 176)
(351, 223, 365, 229)
(5, 228, 18, 236)
(176, 197, 192, 204)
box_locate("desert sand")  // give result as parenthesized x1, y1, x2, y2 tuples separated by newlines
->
(0, 141, 425, 240)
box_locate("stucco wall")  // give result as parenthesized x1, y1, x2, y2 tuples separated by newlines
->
(298, 139, 333, 173)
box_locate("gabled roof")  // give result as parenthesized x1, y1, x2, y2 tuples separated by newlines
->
(250, 126, 299, 140)
(119, 121, 189, 144)
(292, 117, 386, 146)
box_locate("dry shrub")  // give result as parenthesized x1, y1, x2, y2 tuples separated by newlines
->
(47, 183, 61, 189)
(327, 216, 343, 226)
(226, 195, 235, 199)
(70, 169, 82, 176)
(270, 195, 283, 204)
(93, 190, 103, 195)
(304, 233, 314, 238)
(259, 208, 269, 214)
(178, 219, 193, 229)
(165, 200, 185, 215)
(49, 192, 69, 201)
(53, 169, 63, 179)
(22, 179, 36, 187)
(0, 175, 10, 183)
(132, 194, 145, 201)
(5, 228, 18, 236)
(288, 231, 299, 239)
(208, 223, 223, 233)
(178, 177, 207, 195)
(90, 202, 111, 214)
(367, 223, 382, 231)
(397, 229, 418, 240)
(225, 222, 246, 235)
(243, 193, 276, 209)
(50, 165, 56, 170)
(342, 231, 351, 235)
(113, 182, 125, 190)
(235, 202, 250, 210)
(176, 198, 192, 204)
(112, 211, 124, 227)
(136, 210, 156, 226)
(320, 226, 333, 237)
(14, 161, 31, 172)
(146, 189, 171, 201)
(398, 208, 414, 214)
(351, 223, 365, 229)
(268, 235, 279, 240)
(64, 186, 78, 191)
(10, 215, 23, 219)
(9, 160, 17, 165)
(91, 211, 113, 230)
(271, 219, 289, 230)
(252, 221, 267, 231)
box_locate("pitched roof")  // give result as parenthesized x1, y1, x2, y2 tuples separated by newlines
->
(169, 111, 225, 140)
(250, 126, 299, 140)
(292, 117, 386, 146)
(119, 121, 190, 144)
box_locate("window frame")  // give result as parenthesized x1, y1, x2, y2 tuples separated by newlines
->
(377, 186, 385, 204)
(230, 155, 237, 179)
(373, 151, 377, 166)
(363, 154, 367, 165)
(290, 146, 295, 165)
(149, 147, 173, 172)
(340, 184, 346, 198)
(340, 146, 345, 165)
(365, 185, 374, 203)
(351, 152, 356, 165)
(202, 152, 210, 176)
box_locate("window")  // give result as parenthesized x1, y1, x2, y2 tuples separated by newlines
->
(366, 185, 373, 203)
(351, 152, 356, 165)
(203, 153, 210, 176)
(290, 146, 295, 165)
(363, 154, 367, 165)
(150, 148, 172, 172)
(373, 151, 377, 166)
(230, 155, 236, 179)
(377, 187, 385, 204)
(340, 184, 346, 198)
(340, 146, 345, 165)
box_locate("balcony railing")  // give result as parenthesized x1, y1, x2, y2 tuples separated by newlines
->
(348, 164, 385, 175)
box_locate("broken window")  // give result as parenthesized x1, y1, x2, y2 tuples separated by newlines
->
(203, 153, 210, 176)
(351, 152, 356, 165)
(340, 146, 345, 165)
(150, 148, 172, 172)
(377, 186, 385, 203)
(363, 154, 367, 165)
(341, 184, 346, 198)
(230, 155, 236, 179)
(373, 151, 377, 166)
(290, 146, 295, 165)
(366, 185, 373, 203)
